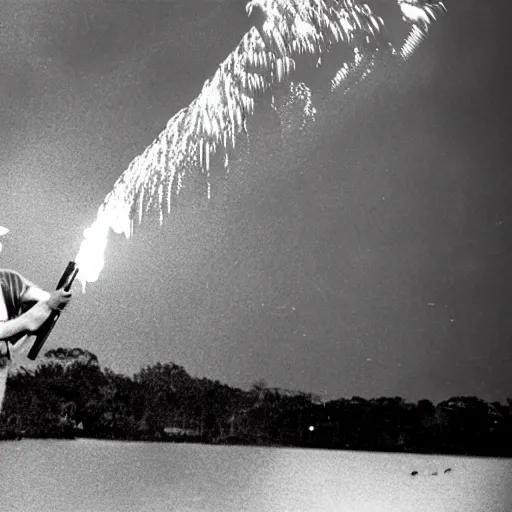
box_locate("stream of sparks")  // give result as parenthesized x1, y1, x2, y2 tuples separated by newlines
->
(75, 0, 447, 291)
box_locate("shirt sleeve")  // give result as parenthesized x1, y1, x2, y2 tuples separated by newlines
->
(0, 270, 37, 318)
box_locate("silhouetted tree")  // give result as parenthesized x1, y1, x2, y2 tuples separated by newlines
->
(2, 346, 511, 456)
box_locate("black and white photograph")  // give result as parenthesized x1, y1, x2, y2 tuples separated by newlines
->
(1, 0, 511, 510)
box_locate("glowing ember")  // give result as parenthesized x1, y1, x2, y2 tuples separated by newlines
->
(77, 0, 446, 288)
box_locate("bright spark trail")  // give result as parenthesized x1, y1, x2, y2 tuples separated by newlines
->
(75, 0, 447, 289)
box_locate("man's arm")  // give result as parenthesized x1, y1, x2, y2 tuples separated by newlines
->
(0, 301, 53, 340)
(0, 289, 72, 341)
(21, 286, 51, 304)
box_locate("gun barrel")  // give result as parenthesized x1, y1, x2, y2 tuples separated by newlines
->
(27, 262, 79, 361)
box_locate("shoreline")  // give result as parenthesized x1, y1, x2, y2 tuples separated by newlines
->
(3, 434, 512, 459)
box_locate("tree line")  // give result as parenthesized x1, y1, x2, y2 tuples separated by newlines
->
(1, 347, 511, 457)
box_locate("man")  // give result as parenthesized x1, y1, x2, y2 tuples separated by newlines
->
(0, 226, 72, 365)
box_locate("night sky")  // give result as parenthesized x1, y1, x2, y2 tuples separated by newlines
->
(1, 0, 511, 404)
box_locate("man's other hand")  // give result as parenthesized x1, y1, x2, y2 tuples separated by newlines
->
(46, 289, 72, 311)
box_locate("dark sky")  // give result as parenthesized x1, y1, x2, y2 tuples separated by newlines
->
(1, 0, 511, 404)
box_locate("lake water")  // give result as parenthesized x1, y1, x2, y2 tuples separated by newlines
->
(1, 440, 511, 511)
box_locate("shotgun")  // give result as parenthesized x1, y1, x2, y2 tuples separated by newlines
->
(27, 261, 79, 360)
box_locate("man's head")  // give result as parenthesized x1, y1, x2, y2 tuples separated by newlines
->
(0, 226, 9, 252)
